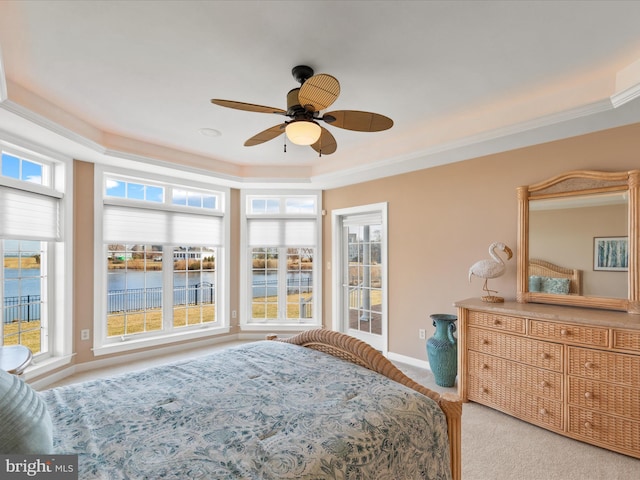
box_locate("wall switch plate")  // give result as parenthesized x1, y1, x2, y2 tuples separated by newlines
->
(80, 329, 90, 341)
(419, 329, 426, 340)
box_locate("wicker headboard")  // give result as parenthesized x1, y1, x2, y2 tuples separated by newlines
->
(528, 258, 582, 295)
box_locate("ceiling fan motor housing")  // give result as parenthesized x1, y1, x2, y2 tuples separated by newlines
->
(287, 88, 314, 119)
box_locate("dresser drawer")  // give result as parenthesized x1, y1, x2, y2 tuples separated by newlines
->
(468, 327, 563, 372)
(568, 376, 640, 421)
(468, 311, 525, 333)
(568, 346, 640, 387)
(468, 375, 563, 431)
(568, 406, 640, 458)
(468, 351, 562, 400)
(529, 320, 608, 347)
(613, 329, 640, 353)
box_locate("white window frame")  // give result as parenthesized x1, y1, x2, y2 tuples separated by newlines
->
(0, 136, 73, 380)
(93, 165, 230, 356)
(240, 190, 322, 331)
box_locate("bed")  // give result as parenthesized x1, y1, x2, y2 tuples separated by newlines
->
(528, 258, 582, 295)
(40, 329, 462, 480)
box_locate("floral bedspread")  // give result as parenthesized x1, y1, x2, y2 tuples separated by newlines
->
(40, 341, 451, 479)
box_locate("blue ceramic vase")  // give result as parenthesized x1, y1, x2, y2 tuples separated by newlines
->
(426, 314, 458, 387)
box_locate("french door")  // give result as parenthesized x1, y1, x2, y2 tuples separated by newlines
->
(332, 203, 387, 353)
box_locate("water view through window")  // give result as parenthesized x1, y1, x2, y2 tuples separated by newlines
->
(2, 240, 46, 353)
(106, 245, 217, 336)
(251, 247, 314, 321)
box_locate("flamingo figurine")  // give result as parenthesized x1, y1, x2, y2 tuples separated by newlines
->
(469, 242, 513, 303)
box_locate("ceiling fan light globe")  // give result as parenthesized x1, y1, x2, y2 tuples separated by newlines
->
(285, 121, 321, 146)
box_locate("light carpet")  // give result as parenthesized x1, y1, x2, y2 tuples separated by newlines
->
(395, 362, 640, 480)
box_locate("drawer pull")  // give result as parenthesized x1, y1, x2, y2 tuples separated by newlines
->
(560, 329, 568, 336)
(540, 381, 548, 388)
(482, 339, 489, 345)
(539, 408, 547, 415)
(540, 353, 549, 360)
(584, 422, 592, 429)
(481, 363, 489, 370)
(481, 387, 488, 394)
(584, 361, 594, 369)
(584, 392, 593, 399)
(493, 319, 501, 326)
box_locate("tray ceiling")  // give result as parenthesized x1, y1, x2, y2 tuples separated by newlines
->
(1, 1, 640, 187)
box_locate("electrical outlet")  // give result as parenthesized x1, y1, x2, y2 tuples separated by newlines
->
(419, 329, 426, 340)
(80, 329, 90, 341)
(232, 310, 237, 319)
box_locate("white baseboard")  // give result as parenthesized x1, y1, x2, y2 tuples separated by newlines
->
(30, 365, 77, 390)
(387, 351, 430, 370)
(32, 334, 240, 389)
(31, 331, 432, 390)
(32, 331, 303, 389)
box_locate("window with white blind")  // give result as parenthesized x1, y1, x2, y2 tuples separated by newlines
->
(95, 168, 229, 354)
(0, 145, 71, 372)
(241, 192, 321, 329)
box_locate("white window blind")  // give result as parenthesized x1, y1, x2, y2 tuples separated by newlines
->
(0, 186, 60, 241)
(342, 212, 382, 227)
(247, 218, 316, 247)
(104, 205, 223, 246)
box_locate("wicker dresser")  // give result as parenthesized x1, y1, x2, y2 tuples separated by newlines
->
(456, 298, 640, 459)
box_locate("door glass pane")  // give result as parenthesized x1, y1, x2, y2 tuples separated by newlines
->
(347, 224, 382, 335)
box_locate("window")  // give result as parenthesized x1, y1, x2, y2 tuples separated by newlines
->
(1, 152, 47, 185)
(241, 192, 321, 329)
(1, 145, 71, 372)
(2, 240, 47, 353)
(96, 170, 228, 354)
(106, 178, 163, 203)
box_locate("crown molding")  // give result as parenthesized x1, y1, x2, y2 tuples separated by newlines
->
(0, 127, 73, 164)
(312, 98, 617, 189)
(611, 83, 640, 108)
(0, 98, 106, 154)
(0, 50, 7, 103)
(1, 72, 638, 192)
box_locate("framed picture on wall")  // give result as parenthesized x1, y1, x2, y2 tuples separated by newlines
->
(594, 236, 628, 271)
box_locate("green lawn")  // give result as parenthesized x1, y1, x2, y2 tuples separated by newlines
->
(4, 291, 327, 353)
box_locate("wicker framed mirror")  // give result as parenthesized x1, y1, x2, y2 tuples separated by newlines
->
(517, 170, 640, 314)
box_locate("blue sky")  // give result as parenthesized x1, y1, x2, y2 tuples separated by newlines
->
(1, 153, 42, 184)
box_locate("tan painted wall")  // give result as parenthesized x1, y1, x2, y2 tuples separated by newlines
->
(68, 122, 640, 370)
(322, 122, 640, 361)
(73, 161, 95, 364)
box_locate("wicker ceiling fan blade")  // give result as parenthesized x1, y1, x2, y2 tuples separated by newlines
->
(244, 124, 286, 146)
(310, 127, 337, 155)
(298, 74, 340, 112)
(324, 110, 393, 132)
(211, 99, 286, 115)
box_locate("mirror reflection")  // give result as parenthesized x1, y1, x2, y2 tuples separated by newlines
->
(529, 192, 628, 299)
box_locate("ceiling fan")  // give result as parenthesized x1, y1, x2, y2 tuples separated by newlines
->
(211, 65, 393, 156)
